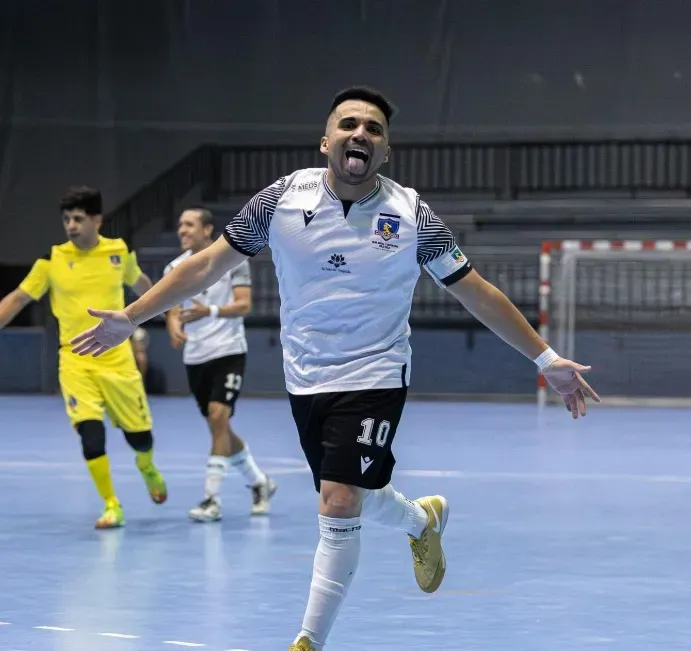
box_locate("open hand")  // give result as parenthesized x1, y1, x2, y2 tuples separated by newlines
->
(179, 299, 210, 324)
(542, 357, 601, 419)
(70, 308, 136, 357)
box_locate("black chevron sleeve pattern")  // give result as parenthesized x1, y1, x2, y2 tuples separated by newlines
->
(415, 197, 456, 265)
(224, 177, 287, 256)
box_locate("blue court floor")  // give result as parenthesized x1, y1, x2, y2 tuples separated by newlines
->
(1, 395, 691, 651)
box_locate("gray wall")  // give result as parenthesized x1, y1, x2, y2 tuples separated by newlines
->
(3, 0, 691, 262)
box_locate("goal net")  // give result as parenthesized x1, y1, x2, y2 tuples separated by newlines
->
(538, 240, 691, 406)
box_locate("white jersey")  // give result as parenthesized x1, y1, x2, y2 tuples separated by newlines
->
(224, 168, 472, 394)
(164, 251, 251, 365)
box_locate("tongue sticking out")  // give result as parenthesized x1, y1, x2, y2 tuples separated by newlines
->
(345, 153, 367, 175)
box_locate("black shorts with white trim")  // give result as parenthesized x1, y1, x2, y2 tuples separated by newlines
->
(289, 384, 408, 492)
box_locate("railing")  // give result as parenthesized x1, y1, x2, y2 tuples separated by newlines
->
(216, 139, 691, 198)
(104, 138, 691, 249)
(136, 246, 539, 329)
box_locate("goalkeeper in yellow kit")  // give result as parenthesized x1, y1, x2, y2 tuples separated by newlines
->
(0, 186, 167, 529)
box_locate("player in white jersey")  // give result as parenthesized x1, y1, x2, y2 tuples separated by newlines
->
(71, 86, 600, 650)
(164, 207, 276, 520)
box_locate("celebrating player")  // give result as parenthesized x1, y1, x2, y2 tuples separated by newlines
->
(164, 207, 276, 521)
(0, 186, 167, 529)
(70, 87, 599, 649)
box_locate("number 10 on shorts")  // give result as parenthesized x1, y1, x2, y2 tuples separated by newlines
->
(357, 418, 391, 447)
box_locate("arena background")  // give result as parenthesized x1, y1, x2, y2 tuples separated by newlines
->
(1, 0, 690, 400)
(4, 2, 691, 650)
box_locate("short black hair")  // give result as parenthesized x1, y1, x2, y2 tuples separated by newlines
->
(59, 186, 103, 216)
(328, 85, 398, 125)
(184, 206, 214, 228)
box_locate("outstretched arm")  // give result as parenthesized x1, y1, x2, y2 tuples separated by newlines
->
(71, 237, 247, 357)
(72, 176, 284, 358)
(0, 289, 34, 329)
(416, 195, 599, 418)
(445, 269, 547, 359)
(128, 237, 245, 325)
(445, 269, 600, 417)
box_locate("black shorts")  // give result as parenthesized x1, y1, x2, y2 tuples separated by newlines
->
(289, 387, 408, 492)
(185, 354, 246, 417)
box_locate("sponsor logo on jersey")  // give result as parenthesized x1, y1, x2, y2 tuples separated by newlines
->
(322, 253, 351, 274)
(292, 180, 319, 192)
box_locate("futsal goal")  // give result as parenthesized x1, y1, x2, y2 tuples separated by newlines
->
(537, 240, 691, 407)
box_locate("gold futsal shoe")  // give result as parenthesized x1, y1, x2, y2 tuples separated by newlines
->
(288, 636, 316, 651)
(408, 495, 449, 593)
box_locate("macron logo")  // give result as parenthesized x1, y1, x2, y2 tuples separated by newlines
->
(303, 209, 316, 227)
(361, 456, 374, 474)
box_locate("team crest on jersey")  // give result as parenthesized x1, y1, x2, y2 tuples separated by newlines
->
(375, 214, 400, 241)
(110, 255, 121, 266)
(371, 213, 401, 252)
(68, 395, 78, 409)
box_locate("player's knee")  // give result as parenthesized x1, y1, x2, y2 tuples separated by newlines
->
(76, 420, 106, 460)
(123, 430, 153, 452)
(320, 480, 364, 518)
(207, 402, 230, 432)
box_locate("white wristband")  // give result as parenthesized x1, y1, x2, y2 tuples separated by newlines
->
(534, 347, 559, 371)
(208, 305, 219, 319)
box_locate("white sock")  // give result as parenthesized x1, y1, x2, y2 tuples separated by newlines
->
(361, 484, 428, 539)
(228, 445, 266, 487)
(205, 456, 228, 501)
(295, 515, 361, 649)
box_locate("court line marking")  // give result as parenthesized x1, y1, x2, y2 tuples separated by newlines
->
(6, 454, 691, 486)
(404, 469, 691, 483)
(6, 460, 691, 485)
(1, 622, 242, 650)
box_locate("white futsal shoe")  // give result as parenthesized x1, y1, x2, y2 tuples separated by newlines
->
(250, 476, 277, 515)
(188, 497, 222, 522)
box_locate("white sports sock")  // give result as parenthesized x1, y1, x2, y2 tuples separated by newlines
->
(361, 484, 428, 539)
(228, 445, 266, 486)
(295, 515, 361, 649)
(205, 456, 228, 501)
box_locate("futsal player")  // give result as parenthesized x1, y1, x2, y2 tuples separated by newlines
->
(164, 207, 276, 520)
(70, 86, 600, 649)
(0, 186, 167, 529)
